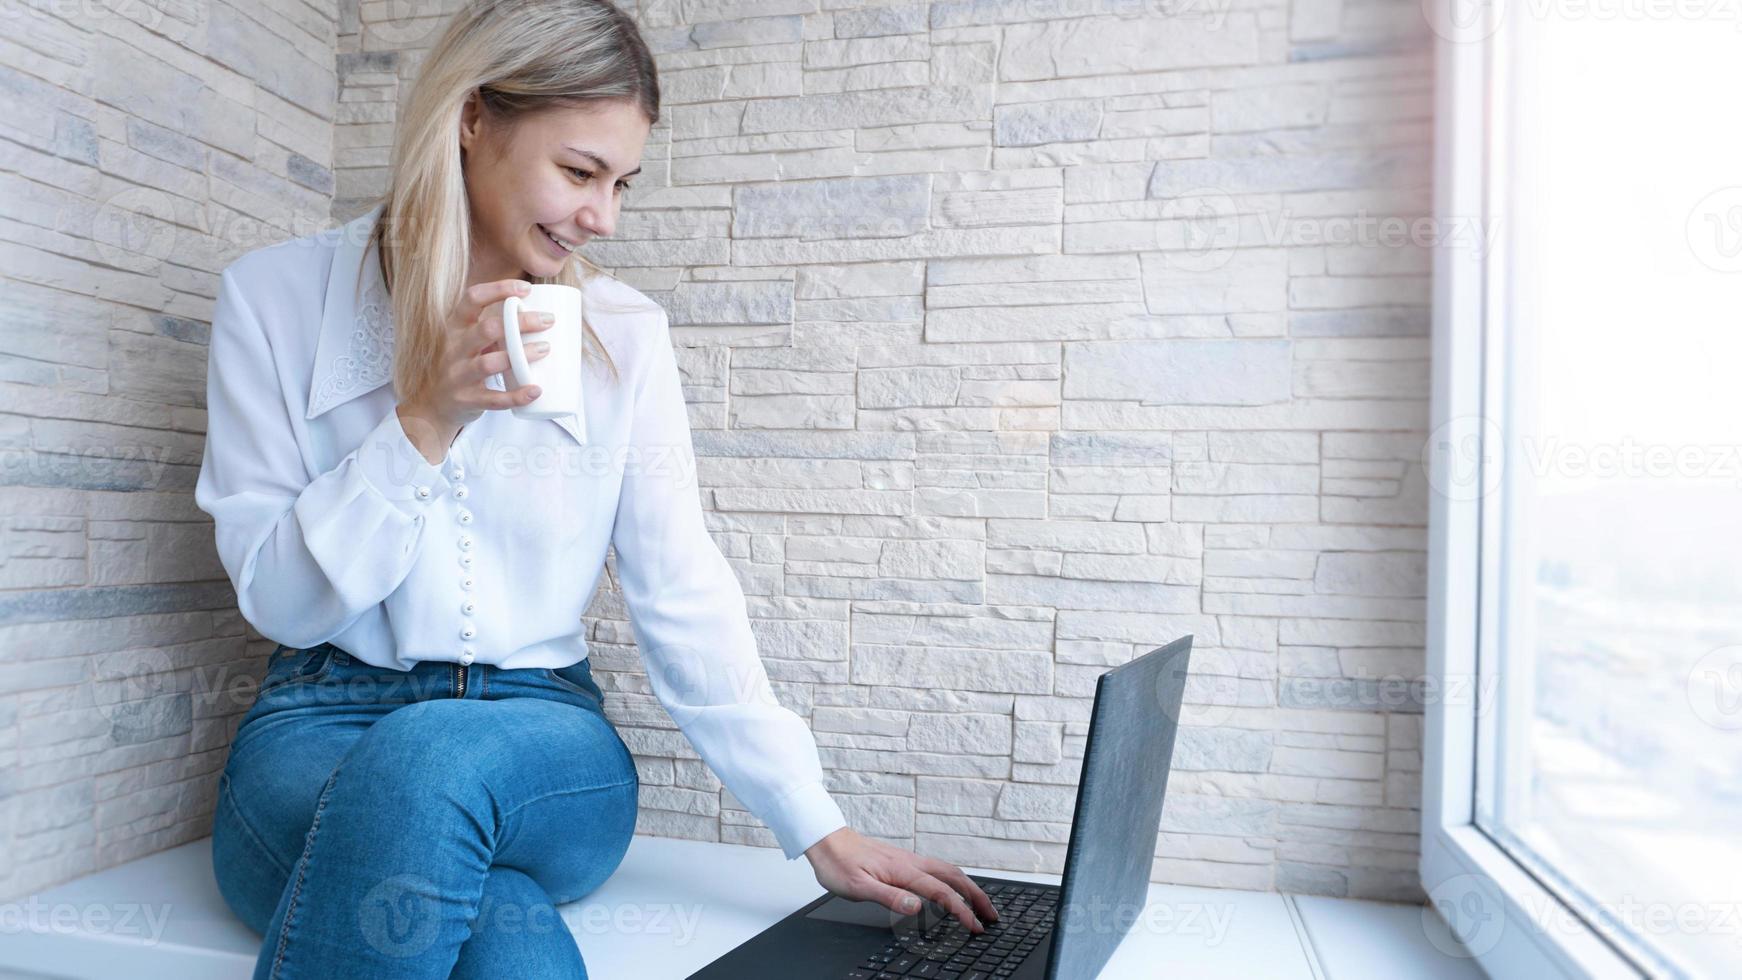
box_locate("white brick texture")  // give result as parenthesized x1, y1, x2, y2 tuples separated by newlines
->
(1, 0, 1435, 906)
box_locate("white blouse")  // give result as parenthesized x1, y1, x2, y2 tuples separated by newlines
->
(193, 203, 847, 860)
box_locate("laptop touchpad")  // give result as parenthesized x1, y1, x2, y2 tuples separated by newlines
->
(803, 895, 924, 929)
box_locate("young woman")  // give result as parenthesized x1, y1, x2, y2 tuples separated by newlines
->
(193, 2, 996, 976)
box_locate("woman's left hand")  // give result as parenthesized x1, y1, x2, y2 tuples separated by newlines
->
(804, 826, 1000, 933)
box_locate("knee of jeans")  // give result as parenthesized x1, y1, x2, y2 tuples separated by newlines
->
(339, 700, 505, 804)
(346, 698, 459, 765)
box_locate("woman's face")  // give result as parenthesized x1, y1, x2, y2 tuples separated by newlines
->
(459, 96, 651, 284)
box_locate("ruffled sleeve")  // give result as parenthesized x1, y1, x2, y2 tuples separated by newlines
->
(194, 264, 453, 648)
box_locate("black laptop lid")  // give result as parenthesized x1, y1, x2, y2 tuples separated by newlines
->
(1045, 635, 1192, 980)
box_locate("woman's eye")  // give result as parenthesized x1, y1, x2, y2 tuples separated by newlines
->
(566, 167, 631, 192)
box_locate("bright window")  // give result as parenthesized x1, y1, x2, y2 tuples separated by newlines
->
(1475, 12, 1742, 977)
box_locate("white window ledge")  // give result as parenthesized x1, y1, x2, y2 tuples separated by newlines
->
(0, 834, 1478, 979)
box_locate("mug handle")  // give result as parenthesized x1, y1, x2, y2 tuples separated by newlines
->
(500, 294, 534, 391)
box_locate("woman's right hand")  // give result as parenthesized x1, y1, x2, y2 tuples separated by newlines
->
(397, 279, 554, 462)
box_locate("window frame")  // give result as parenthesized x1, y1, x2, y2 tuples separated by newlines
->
(1422, 3, 1659, 976)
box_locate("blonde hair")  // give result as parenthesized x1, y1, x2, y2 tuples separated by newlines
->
(362, 0, 661, 403)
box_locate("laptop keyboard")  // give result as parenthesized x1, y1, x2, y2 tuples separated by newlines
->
(840, 882, 1057, 980)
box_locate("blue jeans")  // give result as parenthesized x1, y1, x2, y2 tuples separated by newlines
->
(212, 642, 640, 979)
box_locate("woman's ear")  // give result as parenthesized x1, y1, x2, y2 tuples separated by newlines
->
(459, 90, 481, 153)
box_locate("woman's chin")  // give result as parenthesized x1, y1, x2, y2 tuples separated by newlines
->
(541, 248, 572, 274)
(525, 229, 569, 274)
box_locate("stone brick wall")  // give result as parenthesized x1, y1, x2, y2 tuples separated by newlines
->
(3, 0, 1435, 904)
(0, 0, 342, 898)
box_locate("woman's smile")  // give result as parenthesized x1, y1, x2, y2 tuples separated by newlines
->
(536, 223, 581, 259)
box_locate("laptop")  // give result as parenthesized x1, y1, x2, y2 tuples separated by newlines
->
(688, 634, 1194, 980)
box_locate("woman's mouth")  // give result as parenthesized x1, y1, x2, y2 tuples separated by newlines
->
(537, 224, 579, 258)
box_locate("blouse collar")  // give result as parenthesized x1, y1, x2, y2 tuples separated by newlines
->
(304, 203, 584, 445)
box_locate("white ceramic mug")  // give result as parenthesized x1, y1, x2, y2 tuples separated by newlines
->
(499, 283, 585, 429)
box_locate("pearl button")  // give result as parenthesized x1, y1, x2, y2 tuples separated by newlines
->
(462, 600, 476, 615)
(461, 576, 474, 590)
(416, 486, 431, 499)
(458, 535, 472, 551)
(454, 486, 469, 500)
(459, 651, 474, 665)
(453, 466, 466, 479)
(458, 510, 473, 525)
(460, 625, 476, 641)
(460, 555, 474, 567)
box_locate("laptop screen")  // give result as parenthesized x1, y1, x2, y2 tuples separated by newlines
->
(1045, 635, 1193, 980)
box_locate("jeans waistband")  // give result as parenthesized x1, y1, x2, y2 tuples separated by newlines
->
(256, 642, 605, 713)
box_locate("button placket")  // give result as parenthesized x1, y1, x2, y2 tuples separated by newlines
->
(450, 461, 476, 665)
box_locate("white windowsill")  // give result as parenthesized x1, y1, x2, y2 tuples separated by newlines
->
(0, 833, 1476, 979)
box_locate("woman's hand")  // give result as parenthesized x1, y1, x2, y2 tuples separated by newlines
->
(398, 279, 554, 463)
(805, 827, 1000, 934)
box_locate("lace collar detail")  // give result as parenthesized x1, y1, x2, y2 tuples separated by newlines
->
(302, 203, 585, 445)
(305, 203, 393, 420)
(308, 297, 393, 418)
